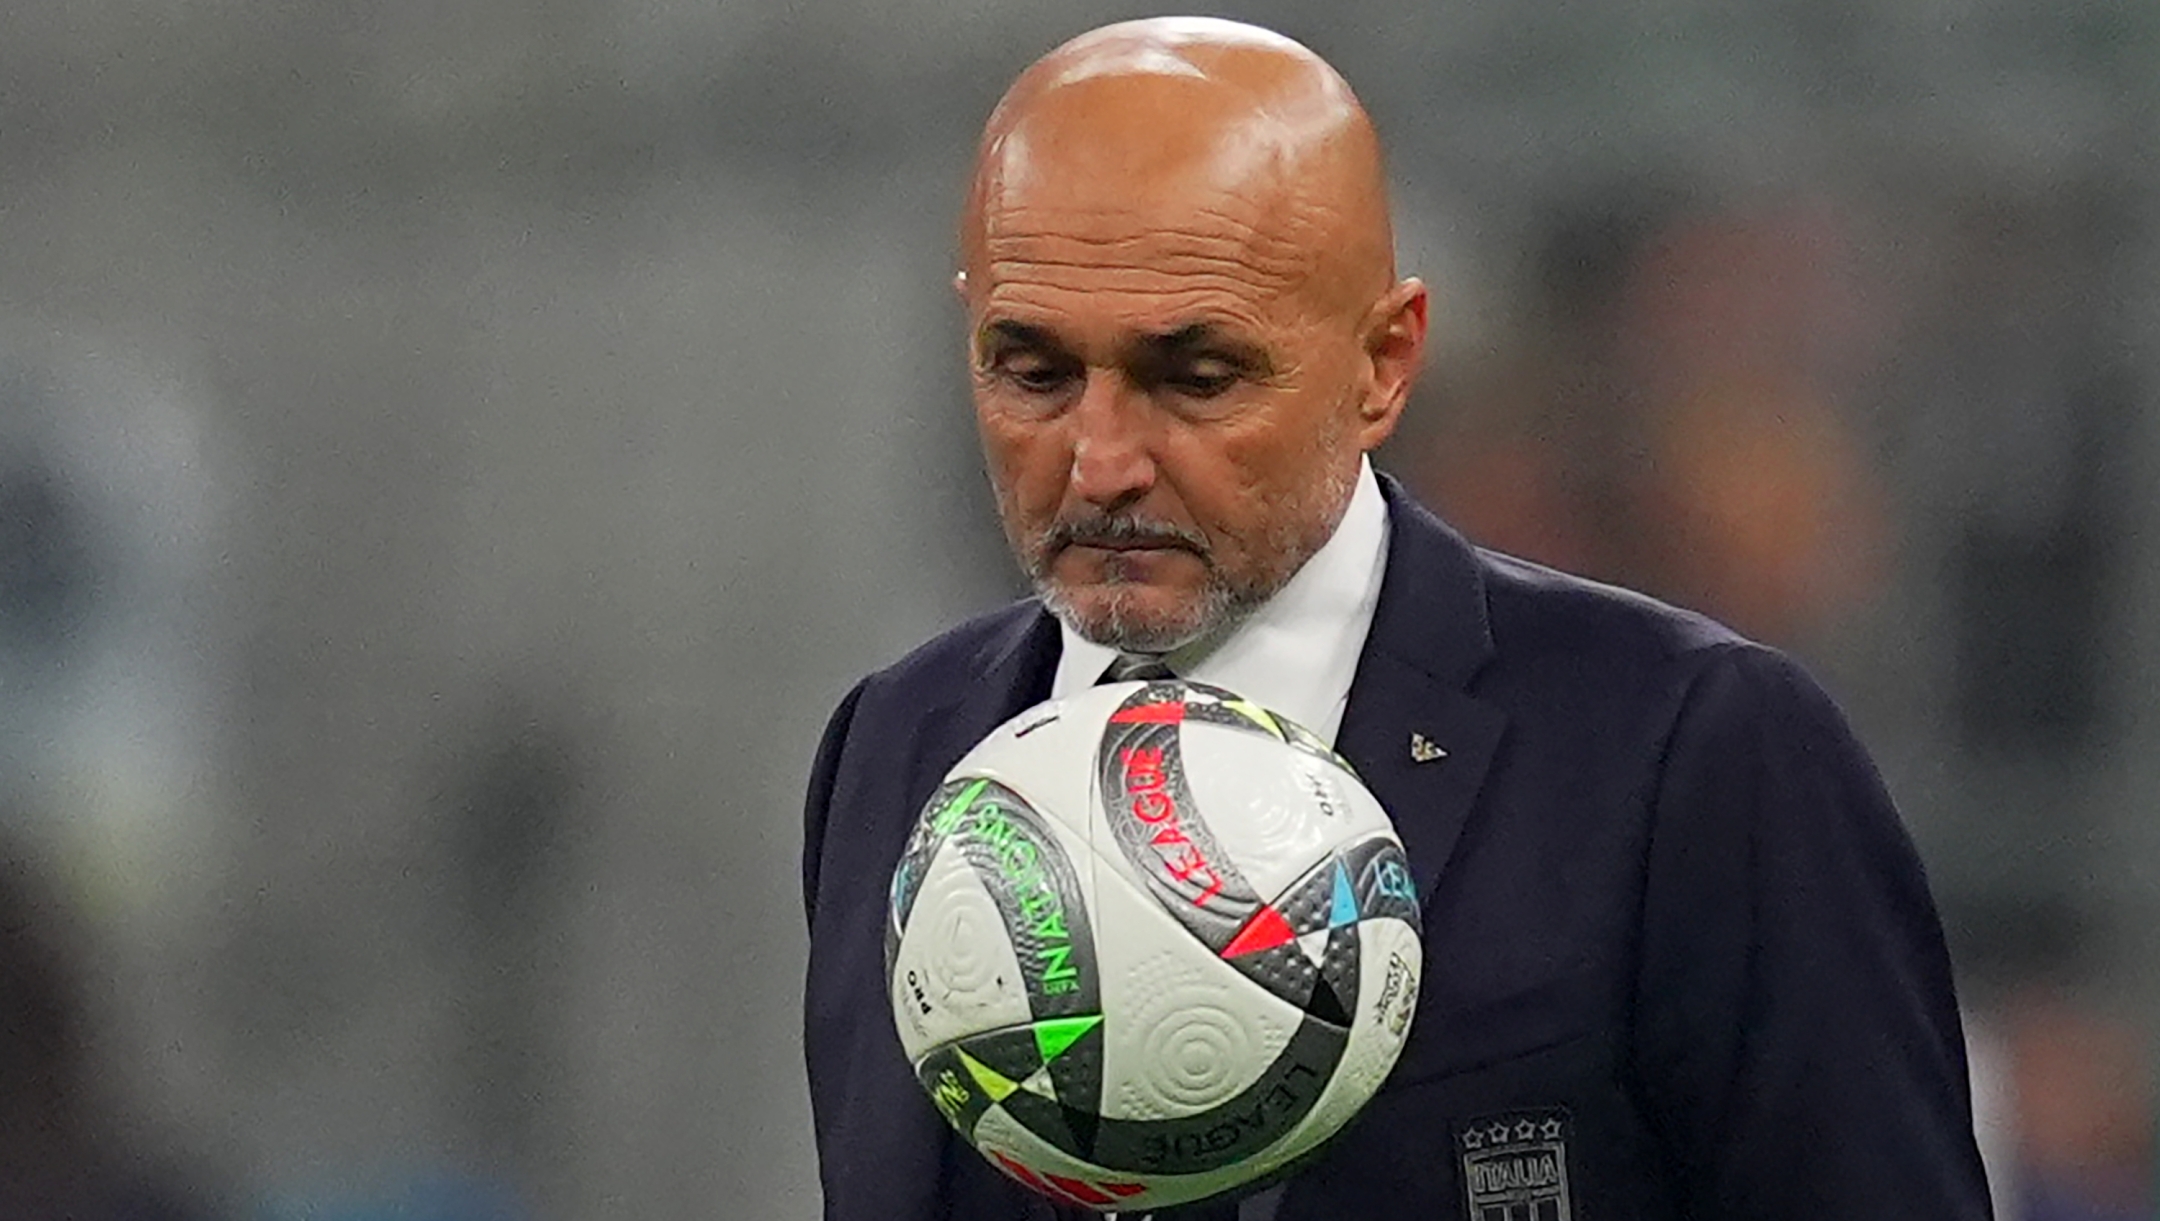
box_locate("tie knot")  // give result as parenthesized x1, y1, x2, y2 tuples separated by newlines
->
(1101, 653, 1175, 684)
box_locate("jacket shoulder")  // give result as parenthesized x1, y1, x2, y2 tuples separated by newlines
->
(1474, 548, 1754, 674)
(1466, 547, 1866, 777)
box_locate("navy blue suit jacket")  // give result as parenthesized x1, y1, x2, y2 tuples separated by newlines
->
(802, 477, 1990, 1220)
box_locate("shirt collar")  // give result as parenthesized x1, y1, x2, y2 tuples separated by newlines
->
(1050, 457, 1391, 746)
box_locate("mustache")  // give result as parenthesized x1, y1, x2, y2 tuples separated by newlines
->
(1043, 513, 1210, 557)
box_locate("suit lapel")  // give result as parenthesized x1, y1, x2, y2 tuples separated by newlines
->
(912, 602, 1062, 803)
(1337, 476, 1508, 900)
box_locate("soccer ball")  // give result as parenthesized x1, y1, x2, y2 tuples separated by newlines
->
(886, 678, 1423, 1212)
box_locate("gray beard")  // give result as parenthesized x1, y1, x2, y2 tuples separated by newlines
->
(1033, 567, 1262, 656)
(1005, 440, 1360, 657)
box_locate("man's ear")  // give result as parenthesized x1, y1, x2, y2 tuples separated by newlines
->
(1356, 277, 1429, 449)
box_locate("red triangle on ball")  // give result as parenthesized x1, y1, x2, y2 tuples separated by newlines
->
(1222, 904, 1297, 958)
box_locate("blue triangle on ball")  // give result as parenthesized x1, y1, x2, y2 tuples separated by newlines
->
(1329, 860, 1359, 928)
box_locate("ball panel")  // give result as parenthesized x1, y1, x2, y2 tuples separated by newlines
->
(971, 1095, 1295, 1213)
(970, 1104, 1156, 1209)
(1175, 723, 1359, 901)
(1087, 1015, 1349, 1177)
(889, 777, 1102, 1059)
(913, 1042, 1000, 1144)
(1293, 916, 1423, 1143)
(1036, 1011, 1109, 1119)
(1084, 849, 1348, 1177)
(1106, 945, 1293, 1119)
(1219, 846, 1367, 1018)
(943, 697, 1101, 837)
(1347, 836, 1422, 930)
(1082, 827, 1297, 1122)
(1094, 690, 1265, 955)
(910, 1013, 1112, 1139)
(888, 838, 1033, 1059)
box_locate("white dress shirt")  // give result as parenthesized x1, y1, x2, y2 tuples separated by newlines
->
(1050, 457, 1391, 748)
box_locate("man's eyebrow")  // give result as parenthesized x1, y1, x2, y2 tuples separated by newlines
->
(1132, 324, 1271, 370)
(978, 320, 1060, 351)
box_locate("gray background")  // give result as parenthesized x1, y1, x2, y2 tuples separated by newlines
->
(0, 1, 2152, 1218)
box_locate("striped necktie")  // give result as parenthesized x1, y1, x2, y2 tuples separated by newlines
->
(1100, 653, 1176, 683)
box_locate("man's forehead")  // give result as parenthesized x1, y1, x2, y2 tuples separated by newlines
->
(978, 197, 1317, 305)
(973, 98, 1327, 302)
(974, 271, 1286, 347)
(978, 317, 1264, 360)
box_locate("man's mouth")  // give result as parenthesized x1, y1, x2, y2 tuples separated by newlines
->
(1065, 536, 1193, 553)
(1048, 517, 1208, 559)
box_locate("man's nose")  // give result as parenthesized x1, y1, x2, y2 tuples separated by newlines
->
(1067, 371, 1156, 509)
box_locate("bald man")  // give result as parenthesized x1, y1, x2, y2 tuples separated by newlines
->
(802, 18, 1989, 1221)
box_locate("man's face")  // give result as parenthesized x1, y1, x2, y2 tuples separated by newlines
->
(966, 190, 1377, 655)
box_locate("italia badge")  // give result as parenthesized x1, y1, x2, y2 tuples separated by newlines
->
(1456, 1108, 1572, 1221)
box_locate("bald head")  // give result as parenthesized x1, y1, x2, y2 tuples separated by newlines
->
(963, 18, 1398, 319)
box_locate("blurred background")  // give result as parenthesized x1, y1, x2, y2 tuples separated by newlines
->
(0, 1, 2152, 1218)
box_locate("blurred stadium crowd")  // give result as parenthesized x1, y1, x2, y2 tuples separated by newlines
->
(0, 1, 2153, 1218)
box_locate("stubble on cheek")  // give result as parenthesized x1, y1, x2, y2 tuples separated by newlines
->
(977, 416, 1048, 561)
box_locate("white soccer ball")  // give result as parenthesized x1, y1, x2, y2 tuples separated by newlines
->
(886, 678, 1423, 1212)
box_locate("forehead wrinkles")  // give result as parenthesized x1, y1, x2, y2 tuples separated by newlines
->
(981, 199, 1324, 312)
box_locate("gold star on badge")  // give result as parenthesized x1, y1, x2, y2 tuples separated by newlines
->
(1541, 1118, 1564, 1141)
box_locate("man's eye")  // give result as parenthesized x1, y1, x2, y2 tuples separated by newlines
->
(1167, 360, 1239, 398)
(994, 355, 1074, 393)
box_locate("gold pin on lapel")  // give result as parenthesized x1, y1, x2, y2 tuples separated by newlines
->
(1409, 732, 1447, 763)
